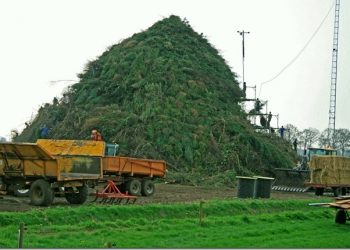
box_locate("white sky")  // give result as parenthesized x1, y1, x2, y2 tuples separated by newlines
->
(0, 0, 349, 140)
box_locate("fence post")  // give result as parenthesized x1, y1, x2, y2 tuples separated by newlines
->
(18, 222, 25, 248)
(199, 200, 205, 226)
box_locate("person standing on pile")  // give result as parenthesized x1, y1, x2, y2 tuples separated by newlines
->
(243, 82, 247, 96)
(39, 124, 49, 139)
(91, 129, 104, 141)
(279, 126, 285, 139)
(254, 98, 265, 113)
(267, 112, 272, 128)
(254, 98, 261, 112)
(293, 138, 298, 152)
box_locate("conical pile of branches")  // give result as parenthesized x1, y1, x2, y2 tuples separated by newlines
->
(17, 16, 296, 184)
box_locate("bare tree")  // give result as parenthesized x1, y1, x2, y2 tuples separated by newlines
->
(318, 129, 331, 148)
(299, 127, 319, 149)
(285, 123, 300, 143)
(334, 128, 350, 156)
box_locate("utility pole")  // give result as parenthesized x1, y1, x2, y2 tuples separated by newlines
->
(237, 30, 250, 86)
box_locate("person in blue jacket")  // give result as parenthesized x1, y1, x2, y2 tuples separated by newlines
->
(279, 126, 285, 138)
(39, 124, 49, 138)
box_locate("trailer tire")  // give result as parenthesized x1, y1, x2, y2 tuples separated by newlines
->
(29, 179, 54, 206)
(315, 188, 324, 196)
(335, 209, 347, 224)
(141, 180, 155, 196)
(125, 179, 141, 196)
(65, 185, 88, 204)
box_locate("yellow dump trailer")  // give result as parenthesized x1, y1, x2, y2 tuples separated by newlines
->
(37, 139, 167, 197)
(0, 140, 104, 206)
(0, 139, 166, 205)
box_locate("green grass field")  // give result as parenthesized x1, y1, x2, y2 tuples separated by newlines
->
(0, 198, 349, 248)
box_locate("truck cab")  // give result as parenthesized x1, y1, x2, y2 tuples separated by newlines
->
(307, 147, 337, 161)
(105, 143, 119, 156)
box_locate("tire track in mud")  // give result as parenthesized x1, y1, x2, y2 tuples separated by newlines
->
(0, 183, 316, 212)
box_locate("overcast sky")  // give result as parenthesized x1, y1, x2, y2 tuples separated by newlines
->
(0, 0, 349, 140)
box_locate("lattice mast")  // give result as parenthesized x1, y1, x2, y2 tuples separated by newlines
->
(328, 0, 340, 146)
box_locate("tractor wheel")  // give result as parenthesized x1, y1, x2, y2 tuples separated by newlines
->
(65, 185, 88, 204)
(315, 188, 324, 196)
(125, 179, 141, 196)
(335, 209, 347, 224)
(29, 179, 54, 206)
(141, 180, 155, 197)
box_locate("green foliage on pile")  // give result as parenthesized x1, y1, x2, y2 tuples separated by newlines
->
(16, 15, 296, 179)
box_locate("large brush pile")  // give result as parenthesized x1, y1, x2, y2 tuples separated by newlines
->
(16, 15, 296, 185)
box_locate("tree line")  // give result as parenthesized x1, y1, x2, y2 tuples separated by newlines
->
(283, 124, 350, 156)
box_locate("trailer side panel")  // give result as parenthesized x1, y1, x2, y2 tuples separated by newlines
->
(103, 156, 166, 177)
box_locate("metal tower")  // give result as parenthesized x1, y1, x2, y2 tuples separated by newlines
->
(328, 0, 340, 146)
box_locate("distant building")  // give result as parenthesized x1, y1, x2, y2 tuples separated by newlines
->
(0, 136, 6, 142)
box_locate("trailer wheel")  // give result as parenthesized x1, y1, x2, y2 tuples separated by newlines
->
(29, 179, 54, 206)
(335, 209, 347, 224)
(125, 179, 141, 196)
(65, 185, 88, 204)
(315, 188, 324, 196)
(341, 188, 347, 196)
(141, 180, 155, 196)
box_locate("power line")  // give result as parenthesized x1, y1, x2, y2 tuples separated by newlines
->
(258, 1, 336, 97)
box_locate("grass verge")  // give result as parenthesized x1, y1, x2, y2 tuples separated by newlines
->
(0, 198, 348, 248)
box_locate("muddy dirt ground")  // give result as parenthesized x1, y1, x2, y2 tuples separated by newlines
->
(0, 183, 332, 212)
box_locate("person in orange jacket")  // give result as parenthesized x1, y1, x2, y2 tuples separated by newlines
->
(91, 129, 103, 141)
